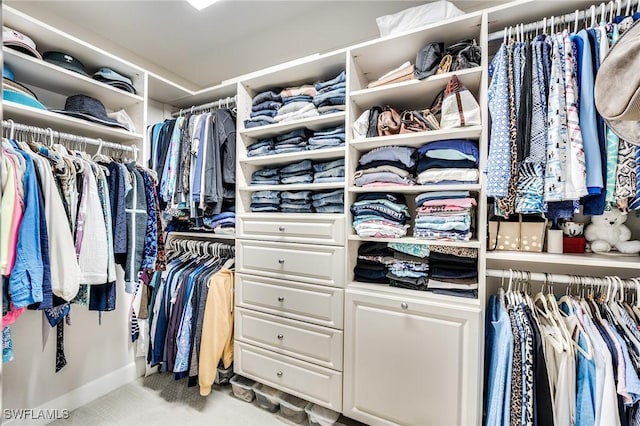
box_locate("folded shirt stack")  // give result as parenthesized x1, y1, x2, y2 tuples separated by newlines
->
(249, 189, 344, 213)
(351, 192, 410, 238)
(416, 139, 480, 185)
(246, 138, 275, 157)
(250, 158, 345, 185)
(308, 124, 346, 150)
(367, 61, 415, 89)
(354, 146, 417, 187)
(311, 189, 343, 213)
(427, 246, 478, 299)
(354, 242, 431, 290)
(244, 90, 283, 128)
(274, 128, 311, 154)
(353, 242, 394, 284)
(313, 71, 346, 114)
(414, 191, 476, 241)
(275, 84, 319, 123)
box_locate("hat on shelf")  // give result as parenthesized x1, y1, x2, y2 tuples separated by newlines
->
(43, 51, 89, 77)
(3, 63, 47, 110)
(595, 20, 640, 145)
(93, 67, 136, 94)
(51, 94, 129, 130)
(3, 26, 43, 60)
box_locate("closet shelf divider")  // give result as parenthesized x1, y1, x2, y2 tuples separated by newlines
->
(239, 112, 345, 139)
(240, 147, 346, 166)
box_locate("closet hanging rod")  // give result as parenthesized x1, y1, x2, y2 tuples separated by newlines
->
(1, 119, 136, 155)
(487, 268, 640, 288)
(487, 0, 639, 42)
(171, 95, 237, 118)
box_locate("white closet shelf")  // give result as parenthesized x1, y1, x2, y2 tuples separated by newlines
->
(4, 48, 144, 110)
(348, 235, 481, 248)
(241, 182, 345, 192)
(486, 251, 640, 270)
(349, 184, 481, 194)
(239, 112, 345, 139)
(166, 231, 235, 241)
(350, 67, 482, 110)
(240, 147, 345, 166)
(237, 212, 344, 220)
(350, 126, 482, 151)
(347, 282, 481, 307)
(3, 101, 144, 144)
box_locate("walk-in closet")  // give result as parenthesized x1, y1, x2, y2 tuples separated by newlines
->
(2, 0, 640, 425)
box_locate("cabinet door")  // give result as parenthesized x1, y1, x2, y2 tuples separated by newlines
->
(343, 289, 482, 426)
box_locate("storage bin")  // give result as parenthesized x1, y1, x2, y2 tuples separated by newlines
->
(305, 404, 341, 426)
(278, 393, 309, 424)
(215, 364, 234, 385)
(229, 375, 256, 402)
(252, 383, 283, 413)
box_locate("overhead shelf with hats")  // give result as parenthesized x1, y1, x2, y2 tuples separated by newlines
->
(2, 6, 145, 145)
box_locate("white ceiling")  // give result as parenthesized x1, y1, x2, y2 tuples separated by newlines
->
(6, 0, 506, 90)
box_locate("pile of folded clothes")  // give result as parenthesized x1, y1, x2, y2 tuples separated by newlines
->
(414, 191, 475, 241)
(308, 125, 346, 150)
(351, 193, 410, 238)
(203, 211, 236, 234)
(245, 90, 282, 128)
(250, 189, 344, 213)
(275, 84, 319, 123)
(274, 129, 311, 154)
(246, 138, 275, 157)
(353, 242, 431, 290)
(313, 71, 346, 115)
(415, 139, 480, 185)
(311, 189, 343, 213)
(250, 159, 345, 185)
(313, 158, 344, 183)
(280, 190, 313, 213)
(354, 146, 417, 187)
(427, 247, 478, 298)
(250, 190, 280, 212)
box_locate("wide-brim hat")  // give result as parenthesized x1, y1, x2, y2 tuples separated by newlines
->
(43, 51, 89, 77)
(3, 89, 47, 110)
(51, 94, 128, 129)
(3, 26, 43, 60)
(595, 20, 640, 144)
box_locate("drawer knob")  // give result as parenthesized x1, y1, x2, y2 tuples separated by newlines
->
(401, 302, 409, 310)
(278, 258, 285, 264)
(277, 296, 285, 302)
(277, 371, 283, 377)
(279, 226, 285, 232)
(277, 334, 284, 340)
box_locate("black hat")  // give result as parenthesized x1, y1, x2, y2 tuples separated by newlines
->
(43, 51, 88, 77)
(52, 95, 128, 129)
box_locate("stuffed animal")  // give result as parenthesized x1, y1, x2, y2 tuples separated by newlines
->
(584, 208, 640, 254)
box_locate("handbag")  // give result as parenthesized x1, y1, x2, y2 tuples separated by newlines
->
(445, 39, 481, 71)
(440, 74, 481, 129)
(414, 42, 444, 80)
(377, 105, 402, 136)
(399, 110, 440, 133)
(366, 106, 383, 138)
(488, 214, 547, 252)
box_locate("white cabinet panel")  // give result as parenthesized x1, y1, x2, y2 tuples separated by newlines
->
(237, 240, 345, 287)
(236, 274, 343, 329)
(235, 342, 343, 411)
(343, 289, 482, 426)
(238, 214, 345, 246)
(236, 308, 343, 370)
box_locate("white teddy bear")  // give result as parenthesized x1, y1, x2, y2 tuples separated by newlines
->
(584, 208, 640, 254)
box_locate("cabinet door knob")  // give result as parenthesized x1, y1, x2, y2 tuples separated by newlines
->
(279, 226, 285, 232)
(277, 296, 285, 302)
(278, 258, 285, 264)
(277, 334, 284, 340)
(401, 302, 408, 310)
(277, 371, 283, 377)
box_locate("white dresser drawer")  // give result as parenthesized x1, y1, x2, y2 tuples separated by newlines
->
(235, 341, 343, 411)
(236, 274, 343, 329)
(238, 214, 345, 246)
(237, 240, 345, 287)
(236, 308, 343, 370)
